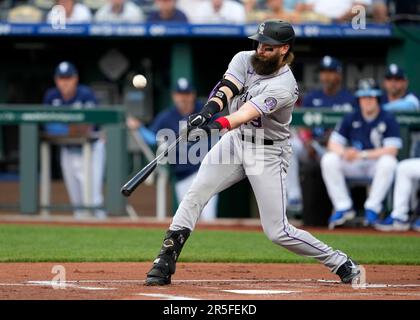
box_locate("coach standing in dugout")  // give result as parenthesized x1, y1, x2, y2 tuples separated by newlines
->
(43, 62, 106, 219)
(126, 78, 218, 221)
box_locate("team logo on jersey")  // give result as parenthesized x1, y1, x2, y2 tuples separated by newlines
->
(259, 23, 265, 35)
(312, 98, 322, 107)
(264, 97, 277, 110)
(377, 122, 386, 133)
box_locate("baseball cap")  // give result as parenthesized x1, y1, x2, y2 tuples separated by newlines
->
(174, 77, 194, 93)
(385, 63, 406, 80)
(355, 78, 382, 98)
(319, 56, 342, 73)
(55, 61, 78, 77)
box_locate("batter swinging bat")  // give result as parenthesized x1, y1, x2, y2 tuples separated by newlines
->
(120, 131, 187, 197)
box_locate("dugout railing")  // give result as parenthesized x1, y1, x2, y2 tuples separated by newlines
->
(0, 106, 419, 219)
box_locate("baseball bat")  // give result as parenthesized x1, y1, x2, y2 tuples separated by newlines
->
(120, 132, 186, 197)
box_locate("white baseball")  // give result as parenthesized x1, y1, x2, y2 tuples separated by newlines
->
(132, 74, 147, 89)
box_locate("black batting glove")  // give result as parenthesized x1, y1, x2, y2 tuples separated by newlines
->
(187, 100, 221, 128)
(187, 112, 211, 128)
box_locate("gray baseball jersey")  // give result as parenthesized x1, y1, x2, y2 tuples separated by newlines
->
(226, 50, 299, 141)
(170, 50, 350, 274)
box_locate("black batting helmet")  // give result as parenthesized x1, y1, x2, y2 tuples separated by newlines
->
(248, 20, 295, 48)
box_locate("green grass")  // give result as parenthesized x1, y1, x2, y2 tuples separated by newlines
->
(0, 224, 419, 265)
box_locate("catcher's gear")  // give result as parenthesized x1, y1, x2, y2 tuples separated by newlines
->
(145, 228, 191, 286)
(248, 19, 295, 49)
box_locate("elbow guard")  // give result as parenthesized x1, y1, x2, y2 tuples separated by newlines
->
(209, 78, 241, 111)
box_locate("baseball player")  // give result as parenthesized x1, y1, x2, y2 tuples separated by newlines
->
(375, 158, 420, 232)
(321, 78, 402, 229)
(144, 20, 360, 286)
(44, 61, 106, 219)
(381, 64, 419, 112)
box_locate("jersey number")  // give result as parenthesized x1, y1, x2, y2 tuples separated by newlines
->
(245, 117, 262, 128)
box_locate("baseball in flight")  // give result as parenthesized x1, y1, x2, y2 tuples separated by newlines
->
(132, 74, 147, 89)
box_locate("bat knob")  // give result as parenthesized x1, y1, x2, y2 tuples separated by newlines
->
(121, 187, 132, 197)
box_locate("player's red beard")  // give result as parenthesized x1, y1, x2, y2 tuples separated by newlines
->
(251, 51, 282, 75)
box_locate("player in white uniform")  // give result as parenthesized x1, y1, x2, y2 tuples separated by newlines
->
(321, 78, 401, 229)
(145, 20, 360, 286)
(375, 158, 420, 232)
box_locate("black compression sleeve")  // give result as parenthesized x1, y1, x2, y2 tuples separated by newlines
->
(201, 100, 221, 117)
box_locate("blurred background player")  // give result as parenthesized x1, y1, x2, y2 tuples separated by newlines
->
(303, 56, 355, 111)
(321, 78, 401, 229)
(374, 64, 420, 232)
(381, 63, 419, 112)
(43, 61, 106, 219)
(375, 157, 420, 232)
(286, 56, 355, 211)
(381, 63, 420, 163)
(126, 77, 218, 221)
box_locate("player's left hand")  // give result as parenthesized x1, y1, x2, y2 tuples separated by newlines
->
(188, 112, 211, 128)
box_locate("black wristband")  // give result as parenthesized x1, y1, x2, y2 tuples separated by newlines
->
(202, 100, 221, 118)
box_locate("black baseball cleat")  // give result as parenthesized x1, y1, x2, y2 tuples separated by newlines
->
(145, 257, 172, 286)
(144, 228, 191, 286)
(336, 258, 361, 284)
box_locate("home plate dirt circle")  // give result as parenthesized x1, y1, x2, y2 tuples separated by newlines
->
(0, 262, 419, 300)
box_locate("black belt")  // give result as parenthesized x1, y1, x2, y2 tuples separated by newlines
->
(241, 134, 274, 145)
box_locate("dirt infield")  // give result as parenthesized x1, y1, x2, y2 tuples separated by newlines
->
(1, 218, 419, 300)
(0, 262, 419, 300)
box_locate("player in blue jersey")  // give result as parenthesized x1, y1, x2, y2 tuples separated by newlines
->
(126, 78, 218, 220)
(373, 64, 420, 232)
(43, 61, 106, 219)
(303, 56, 356, 111)
(381, 64, 419, 112)
(320, 78, 402, 229)
(287, 56, 356, 211)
